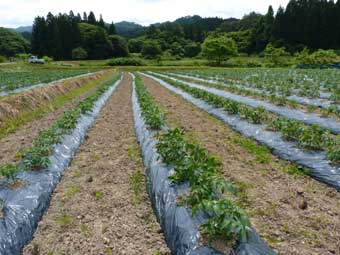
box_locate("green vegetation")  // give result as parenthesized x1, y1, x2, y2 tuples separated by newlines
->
(0, 66, 96, 92)
(94, 191, 103, 200)
(135, 74, 164, 129)
(172, 68, 340, 102)
(232, 137, 270, 164)
(0, 28, 30, 57)
(296, 48, 340, 66)
(201, 36, 238, 65)
(130, 171, 145, 205)
(0, 164, 20, 182)
(0, 72, 110, 139)
(150, 73, 339, 163)
(0, 74, 120, 181)
(55, 214, 74, 227)
(157, 129, 249, 242)
(78, 23, 112, 60)
(72, 47, 88, 60)
(134, 76, 250, 243)
(106, 57, 144, 66)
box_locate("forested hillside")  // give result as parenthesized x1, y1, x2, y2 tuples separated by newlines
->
(0, 28, 30, 57)
(2, 0, 340, 61)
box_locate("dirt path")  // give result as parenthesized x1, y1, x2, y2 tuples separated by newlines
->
(141, 75, 340, 255)
(23, 74, 170, 255)
(0, 74, 112, 164)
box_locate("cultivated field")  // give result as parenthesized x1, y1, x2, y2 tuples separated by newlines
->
(0, 64, 339, 255)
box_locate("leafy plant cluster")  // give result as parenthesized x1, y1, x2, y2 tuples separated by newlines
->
(0, 74, 121, 181)
(135, 75, 164, 129)
(157, 128, 250, 242)
(151, 74, 340, 163)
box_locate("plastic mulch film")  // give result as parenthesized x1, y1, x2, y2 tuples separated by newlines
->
(153, 72, 340, 134)
(131, 73, 276, 255)
(167, 72, 340, 111)
(142, 72, 340, 191)
(0, 71, 102, 97)
(0, 76, 123, 255)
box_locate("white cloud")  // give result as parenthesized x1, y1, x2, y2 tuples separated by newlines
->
(0, 0, 289, 28)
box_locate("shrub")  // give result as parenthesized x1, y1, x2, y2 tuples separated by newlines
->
(296, 48, 339, 66)
(0, 55, 5, 63)
(106, 57, 144, 66)
(15, 53, 30, 61)
(72, 47, 88, 60)
(42, 56, 53, 63)
(141, 41, 162, 59)
(264, 43, 289, 67)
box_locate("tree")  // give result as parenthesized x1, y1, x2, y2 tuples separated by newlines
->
(98, 14, 105, 28)
(87, 11, 97, 25)
(79, 23, 112, 59)
(264, 43, 289, 66)
(0, 28, 30, 57)
(296, 48, 339, 66)
(141, 40, 162, 59)
(170, 42, 185, 57)
(109, 35, 129, 57)
(184, 42, 201, 57)
(31, 16, 47, 56)
(83, 12, 88, 22)
(128, 38, 144, 53)
(72, 47, 87, 59)
(108, 22, 116, 35)
(201, 36, 237, 65)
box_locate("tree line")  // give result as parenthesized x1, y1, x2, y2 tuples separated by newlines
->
(31, 11, 125, 60)
(3, 0, 340, 61)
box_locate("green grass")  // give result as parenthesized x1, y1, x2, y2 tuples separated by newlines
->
(81, 224, 91, 237)
(130, 171, 145, 205)
(232, 137, 271, 164)
(55, 214, 74, 227)
(94, 191, 103, 200)
(65, 185, 82, 198)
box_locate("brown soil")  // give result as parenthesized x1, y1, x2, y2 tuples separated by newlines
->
(141, 75, 340, 255)
(0, 71, 109, 126)
(23, 74, 170, 255)
(0, 72, 114, 165)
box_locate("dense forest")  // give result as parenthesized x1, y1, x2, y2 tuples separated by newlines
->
(2, 0, 340, 61)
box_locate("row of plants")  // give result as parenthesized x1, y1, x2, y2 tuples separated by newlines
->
(0, 74, 121, 182)
(150, 73, 340, 163)
(166, 72, 340, 118)
(135, 75, 164, 129)
(134, 74, 250, 243)
(0, 67, 97, 92)
(176, 68, 340, 102)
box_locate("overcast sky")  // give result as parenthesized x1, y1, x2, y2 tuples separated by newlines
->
(0, 0, 289, 28)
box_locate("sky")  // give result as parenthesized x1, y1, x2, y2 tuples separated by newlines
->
(0, 0, 290, 28)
